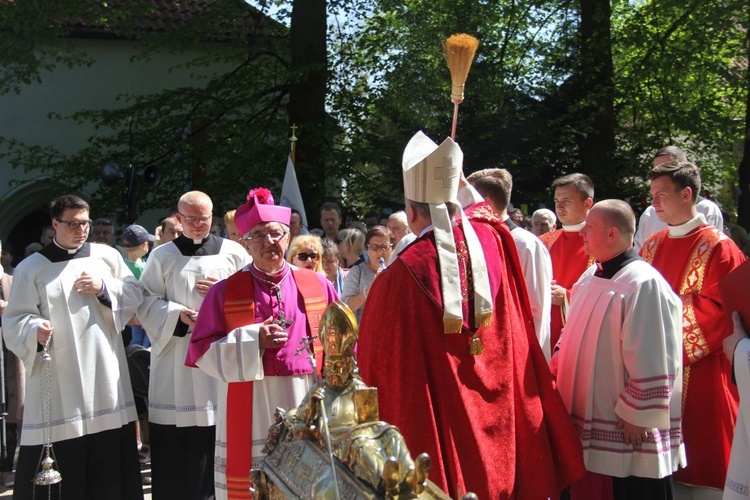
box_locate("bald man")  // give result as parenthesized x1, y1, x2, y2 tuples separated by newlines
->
(138, 191, 250, 500)
(554, 200, 685, 499)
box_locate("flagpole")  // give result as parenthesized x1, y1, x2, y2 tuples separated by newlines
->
(290, 123, 298, 165)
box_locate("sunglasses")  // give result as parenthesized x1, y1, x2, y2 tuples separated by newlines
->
(296, 252, 320, 262)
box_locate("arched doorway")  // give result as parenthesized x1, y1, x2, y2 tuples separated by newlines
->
(0, 178, 81, 269)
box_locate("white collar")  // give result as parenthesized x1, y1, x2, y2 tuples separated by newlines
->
(562, 221, 586, 232)
(418, 224, 434, 238)
(667, 213, 707, 238)
(418, 220, 461, 239)
(53, 239, 82, 254)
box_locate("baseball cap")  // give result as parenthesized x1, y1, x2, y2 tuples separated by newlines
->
(121, 224, 156, 248)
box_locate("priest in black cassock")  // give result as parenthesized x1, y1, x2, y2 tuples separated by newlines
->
(3, 194, 144, 500)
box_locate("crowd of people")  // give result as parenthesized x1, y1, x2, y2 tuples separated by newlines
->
(0, 139, 748, 500)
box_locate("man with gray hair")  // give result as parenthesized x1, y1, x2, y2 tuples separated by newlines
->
(532, 208, 557, 237)
(554, 199, 685, 498)
(138, 191, 250, 500)
(386, 210, 415, 264)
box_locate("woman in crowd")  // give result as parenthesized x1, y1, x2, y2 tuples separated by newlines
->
(341, 225, 394, 323)
(337, 228, 365, 268)
(321, 240, 348, 296)
(287, 234, 324, 273)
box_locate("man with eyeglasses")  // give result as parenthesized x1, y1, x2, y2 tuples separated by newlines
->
(186, 187, 337, 500)
(3, 195, 144, 499)
(138, 191, 249, 500)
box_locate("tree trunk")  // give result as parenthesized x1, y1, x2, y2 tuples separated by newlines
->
(289, 0, 329, 216)
(577, 0, 617, 194)
(737, 10, 750, 229)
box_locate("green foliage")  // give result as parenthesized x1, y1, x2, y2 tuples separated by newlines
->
(613, 0, 748, 210)
(0, 0, 295, 224)
(0, 0, 747, 222)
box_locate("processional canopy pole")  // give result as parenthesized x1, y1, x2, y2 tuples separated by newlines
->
(443, 34, 479, 141)
(34, 341, 62, 499)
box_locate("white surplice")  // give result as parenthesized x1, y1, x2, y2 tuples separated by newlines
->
(138, 238, 250, 427)
(556, 260, 686, 479)
(2, 243, 142, 445)
(511, 226, 553, 360)
(725, 338, 750, 499)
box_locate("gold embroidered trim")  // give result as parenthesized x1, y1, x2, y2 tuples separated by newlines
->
(682, 295, 710, 364)
(640, 231, 666, 263)
(677, 228, 722, 364)
(471, 205, 502, 225)
(682, 365, 690, 415)
(541, 229, 563, 252)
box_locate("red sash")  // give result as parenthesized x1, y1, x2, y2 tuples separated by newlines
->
(222, 269, 326, 498)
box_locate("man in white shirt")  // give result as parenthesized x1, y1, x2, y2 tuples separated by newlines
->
(553, 199, 685, 498)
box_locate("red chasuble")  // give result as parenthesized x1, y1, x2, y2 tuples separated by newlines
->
(358, 221, 586, 499)
(540, 229, 594, 348)
(641, 225, 745, 490)
(220, 269, 327, 499)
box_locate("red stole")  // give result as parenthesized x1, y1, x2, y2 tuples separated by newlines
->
(222, 269, 326, 498)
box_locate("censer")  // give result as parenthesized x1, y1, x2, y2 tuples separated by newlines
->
(33, 341, 62, 499)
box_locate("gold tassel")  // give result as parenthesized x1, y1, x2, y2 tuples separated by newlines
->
(475, 312, 492, 329)
(443, 317, 463, 334)
(469, 334, 484, 356)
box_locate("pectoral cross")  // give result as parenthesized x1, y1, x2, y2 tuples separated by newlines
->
(273, 309, 293, 331)
(269, 284, 293, 331)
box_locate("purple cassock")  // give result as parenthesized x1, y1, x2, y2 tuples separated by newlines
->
(186, 262, 338, 375)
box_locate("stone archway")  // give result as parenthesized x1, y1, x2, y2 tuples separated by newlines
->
(0, 178, 82, 268)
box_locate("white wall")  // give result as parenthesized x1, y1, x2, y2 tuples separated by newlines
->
(0, 36, 235, 239)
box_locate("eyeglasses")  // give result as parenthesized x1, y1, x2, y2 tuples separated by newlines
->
(296, 252, 320, 262)
(367, 243, 393, 251)
(179, 213, 212, 224)
(56, 219, 93, 230)
(244, 231, 288, 244)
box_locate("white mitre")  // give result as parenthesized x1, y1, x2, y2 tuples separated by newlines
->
(402, 131, 493, 339)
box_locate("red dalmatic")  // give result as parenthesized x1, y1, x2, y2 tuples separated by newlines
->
(641, 225, 745, 490)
